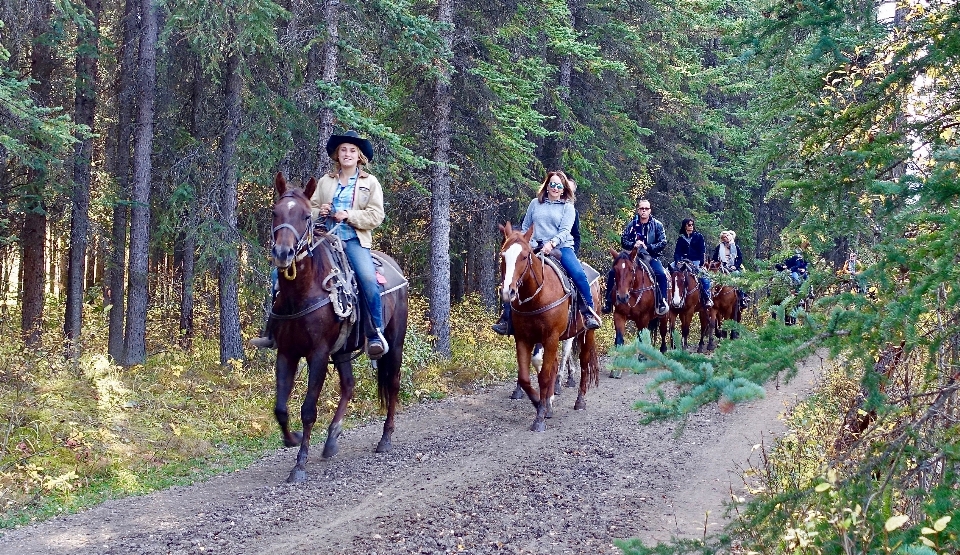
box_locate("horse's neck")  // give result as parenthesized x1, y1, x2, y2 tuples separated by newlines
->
(277, 254, 326, 305)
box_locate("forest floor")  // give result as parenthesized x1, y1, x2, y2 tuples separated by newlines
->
(0, 352, 824, 555)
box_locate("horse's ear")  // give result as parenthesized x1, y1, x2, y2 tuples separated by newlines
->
(303, 177, 318, 199)
(522, 223, 535, 243)
(500, 222, 511, 236)
(275, 172, 287, 195)
(609, 248, 619, 259)
(629, 246, 639, 261)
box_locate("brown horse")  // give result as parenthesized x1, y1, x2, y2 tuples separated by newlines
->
(608, 248, 668, 366)
(498, 222, 601, 432)
(269, 173, 408, 483)
(668, 260, 709, 353)
(704, 261, 742, 351)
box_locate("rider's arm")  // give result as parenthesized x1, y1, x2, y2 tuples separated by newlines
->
(649, 220, 667, 256)
(341, 174, 385, 231)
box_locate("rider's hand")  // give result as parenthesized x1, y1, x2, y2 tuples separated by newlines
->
(542, 241, 554, 255)
(318, 203, 331, 217)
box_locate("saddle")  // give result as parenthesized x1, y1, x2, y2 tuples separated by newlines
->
(539, 253, 600, 337)
(315, 234, 409, 361)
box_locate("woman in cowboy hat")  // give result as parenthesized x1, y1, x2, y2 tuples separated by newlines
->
(249, 130, 389, 357)
(312, 130, 390, 358)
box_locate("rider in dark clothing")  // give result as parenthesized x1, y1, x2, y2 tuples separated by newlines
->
(602, 199, 670, 316)
(783, 249, 808, 286)
(673, 218, 712, 307)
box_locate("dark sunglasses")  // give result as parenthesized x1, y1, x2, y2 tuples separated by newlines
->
(547, 182, 564, 190)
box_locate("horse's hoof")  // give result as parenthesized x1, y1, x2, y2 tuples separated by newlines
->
(286, 468, 307, 483)
(510, 388, 524, 400)
(322, 441, 339, 459)
(530, 421, 546, 432)
(283, 431, 303, 448)
(546, 407, 554, 418)
(376, 438, 393, 453)
(608, 371, 616, 378)
(574, 397, 586, 410)
(565, 377, 576, 388)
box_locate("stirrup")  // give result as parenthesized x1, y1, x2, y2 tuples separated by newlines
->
(583, 309, 601, 330)
(366, 329, 389, 359)
(656, 299, 670, 316)
(249, 336, 276, 349)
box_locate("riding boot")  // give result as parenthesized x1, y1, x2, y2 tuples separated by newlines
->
(367, 328, 389, 359)
(655, 290, 669, 316)
(737, 289, 749, 309)
(577, 296, 602, 330)
(249, 318, 276, 349)
(491, 303, 512, 335)
(601, 270, 614, 314)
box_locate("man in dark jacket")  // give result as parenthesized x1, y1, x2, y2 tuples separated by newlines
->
(783, 248, 809, 287)
(603, 198, 670, 316)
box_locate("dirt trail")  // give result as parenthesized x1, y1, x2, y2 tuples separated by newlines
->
(0, 353, 824, 554)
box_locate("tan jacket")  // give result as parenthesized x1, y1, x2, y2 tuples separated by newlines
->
(310, 170, 385, 249)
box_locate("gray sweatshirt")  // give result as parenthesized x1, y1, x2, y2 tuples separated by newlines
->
(520, 198, 576, 249)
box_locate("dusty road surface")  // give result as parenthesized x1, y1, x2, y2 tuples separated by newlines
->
(0, 354, 823, 554)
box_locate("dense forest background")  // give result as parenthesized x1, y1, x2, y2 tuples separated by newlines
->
(3, 0, 959, 551)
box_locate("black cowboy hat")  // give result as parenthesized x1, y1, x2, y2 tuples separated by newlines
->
(325, 130, 374, 162)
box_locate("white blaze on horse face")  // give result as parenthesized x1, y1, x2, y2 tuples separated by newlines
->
(285, 200, 297, 211)
(672, 276, 681, 305)
(500, 243, 523, 300)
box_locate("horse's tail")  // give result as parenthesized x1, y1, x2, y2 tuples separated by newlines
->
(582, 330, 600, 389)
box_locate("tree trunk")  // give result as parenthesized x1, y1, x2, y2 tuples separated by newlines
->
(65, 0, 102, 358)
(122, 0, 158, 366)
(315, 0, 339, 177)
(108, 0, 139, 360)
(178, 58, 202, 350)
(218, 48, 243, 365)
(427, 0, 453, 357)
(21, 4, 56, 346)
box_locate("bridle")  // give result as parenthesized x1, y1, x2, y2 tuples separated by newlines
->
(502, 240, 571, 315)
(614, 253, 655, 308)
(272, 191, 318, 280)
(671, 262, 700, 307)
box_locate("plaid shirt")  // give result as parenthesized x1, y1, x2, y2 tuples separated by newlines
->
(328, 170, 359, 241)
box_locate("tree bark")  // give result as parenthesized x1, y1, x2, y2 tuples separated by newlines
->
(218, 48, 243, 365)
(121, 0, 158, 366)
(108, 0, 139, 361)
(21, 3, 56, 346)
(65, 0, 102, 358)
(428, 0, 454, 357)
(315, 0, 339, 177)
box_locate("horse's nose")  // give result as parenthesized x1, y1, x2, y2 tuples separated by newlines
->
(617, 293, 629, 305)
(272, 244, 295, 267)
(501, 287, 517, 303)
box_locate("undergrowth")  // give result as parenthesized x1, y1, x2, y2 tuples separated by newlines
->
(0, 292, 517, 529)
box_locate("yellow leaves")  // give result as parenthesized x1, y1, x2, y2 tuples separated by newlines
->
(933, 515, 951, 531)
(940, 127, 956, 141)
(884, 514, 910, 531)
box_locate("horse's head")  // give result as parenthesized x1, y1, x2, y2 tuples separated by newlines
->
(706, 260, 723, 273)
(670, 262, 697, 308)
(271, 173, 318, 270)
(498, 222, 535, 303)
(609, 248, 638, 305)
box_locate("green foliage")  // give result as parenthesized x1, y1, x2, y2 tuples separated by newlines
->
(0, 292, 517, 527)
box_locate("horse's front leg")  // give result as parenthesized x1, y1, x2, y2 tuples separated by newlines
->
(515, 339, 539, 411)
(274, 353, 303, 448)
(321, 358, 355, 460)
(611, 313, 627, 378)
(680, 313, 692, 351)
(574, 333, 591, 410)
(532, 337, 560, 432)
(287, 351, 331, 484)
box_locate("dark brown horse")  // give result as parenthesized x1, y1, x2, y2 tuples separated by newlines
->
(608, 248, 668, 369)
(703, 261, 742, 351)
(269, 173, 408, 483)
(498, 222, 601, 431)
(668, 260, 708, 353)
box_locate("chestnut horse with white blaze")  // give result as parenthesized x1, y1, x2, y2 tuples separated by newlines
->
(498, 222, 600, 432)
(668, 260, 709, 353)
(608, 248, 668, 364)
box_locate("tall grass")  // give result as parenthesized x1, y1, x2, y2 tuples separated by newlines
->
(0, 292, 517, 529)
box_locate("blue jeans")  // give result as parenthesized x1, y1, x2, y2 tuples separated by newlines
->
(790, 271, 807, 287)
(557, 247, 594, 308)
(649, 258, 668, 301)
(700, 275, 711, 298)
(343, 237, 383, 334)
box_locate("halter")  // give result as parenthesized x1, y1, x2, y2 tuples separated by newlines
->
(672, 264, 701, 307)
(272, 191, 318, 280)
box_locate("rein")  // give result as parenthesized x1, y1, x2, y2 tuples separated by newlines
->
(617, 255, 656, 308)
(509, 249, 570, 315)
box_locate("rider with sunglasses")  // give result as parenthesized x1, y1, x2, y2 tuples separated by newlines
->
(603, 198, 670, 316)
(491, 171, 601, 335)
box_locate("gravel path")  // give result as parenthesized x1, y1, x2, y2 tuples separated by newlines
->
(0, 354, 823, 555)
